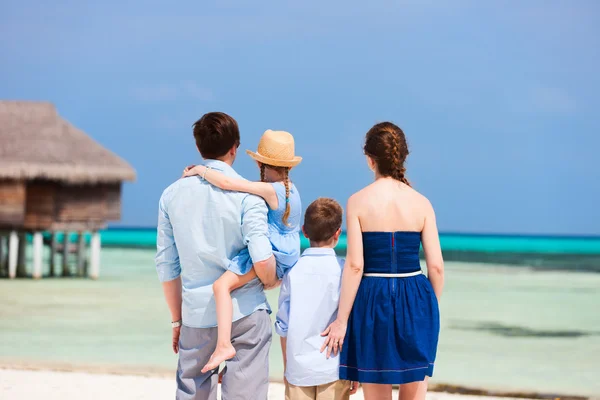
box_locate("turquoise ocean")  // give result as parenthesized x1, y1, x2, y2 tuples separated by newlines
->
(1, 228, 599, 396)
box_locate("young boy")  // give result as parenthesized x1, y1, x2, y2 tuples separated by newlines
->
(275, 198, 358, 400)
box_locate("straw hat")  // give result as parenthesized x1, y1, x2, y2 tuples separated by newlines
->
(246, 130, 302, 168)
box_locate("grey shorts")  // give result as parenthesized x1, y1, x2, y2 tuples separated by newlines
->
(176, 310, 272, 400)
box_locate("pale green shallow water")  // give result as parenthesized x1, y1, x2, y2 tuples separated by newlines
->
(0, 248, 599, 396)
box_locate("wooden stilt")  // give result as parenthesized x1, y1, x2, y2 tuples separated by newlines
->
(77, 232, 86, 277)
(16, 233, 26, 278)
(0, 235, 5, 277)
(32, 232, 43, 279)
(49, 232, 57, 277)
(8, 231, 18, 279)
(62, 232, 70, 277)
(89, 231, 101, 280)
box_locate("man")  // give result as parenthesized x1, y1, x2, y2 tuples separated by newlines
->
(155, 112, 278, 399)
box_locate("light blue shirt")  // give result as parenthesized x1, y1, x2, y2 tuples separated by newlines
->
(155, 160, 273, 328)
(275, 248, 344, 387)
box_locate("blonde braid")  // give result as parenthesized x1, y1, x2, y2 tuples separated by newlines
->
(260, 163, 266, 182)
(282, 168, 291, 226)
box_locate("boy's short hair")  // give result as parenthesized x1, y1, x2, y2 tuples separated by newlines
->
(303, 198, 343, 243)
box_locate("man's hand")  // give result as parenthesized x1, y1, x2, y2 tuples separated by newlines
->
(253, 256, 278, 288)
(161, 278, 183, 354)
(350, 381, 360, 395)
(264, 279, 281, 290)
(172, 326, 181, 354)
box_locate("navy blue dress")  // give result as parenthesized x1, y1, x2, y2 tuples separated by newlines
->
(339, 231, 440, 384)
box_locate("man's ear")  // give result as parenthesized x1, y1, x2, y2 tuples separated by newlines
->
(301, 225, 308, 240)
(334, 228, 342, 240)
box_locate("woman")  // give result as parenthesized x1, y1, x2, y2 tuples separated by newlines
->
(321, 122, 444, 400)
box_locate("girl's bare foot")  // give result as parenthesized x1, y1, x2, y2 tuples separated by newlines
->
(201, 344, 236, 373)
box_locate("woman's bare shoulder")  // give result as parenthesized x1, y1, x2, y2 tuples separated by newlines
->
(409, 187, 434, 213)
(348, 183, 378, 204)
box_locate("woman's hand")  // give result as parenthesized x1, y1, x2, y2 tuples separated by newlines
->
(320, 319, 347, 358)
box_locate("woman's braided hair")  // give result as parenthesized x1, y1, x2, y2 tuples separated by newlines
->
(363, 122, 410, 186)
(260, 163, 292, 225)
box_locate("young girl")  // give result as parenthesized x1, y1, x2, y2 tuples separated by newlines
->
(183, 129, 302, 373)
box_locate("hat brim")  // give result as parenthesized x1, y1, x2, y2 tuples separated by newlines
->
(246, 150, 302, 168)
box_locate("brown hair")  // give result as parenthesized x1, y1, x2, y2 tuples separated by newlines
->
(303, 198, 343, 243)
(363, 122, 411, 186)
(192, 112, 240, 159)
(260, 163, 292, 225)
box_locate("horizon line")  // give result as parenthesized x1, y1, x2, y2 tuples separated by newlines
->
(106, 226, 600, 239)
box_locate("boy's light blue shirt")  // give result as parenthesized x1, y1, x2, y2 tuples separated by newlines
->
(275, 247, 344, 387)
(155, 160, 273, 328)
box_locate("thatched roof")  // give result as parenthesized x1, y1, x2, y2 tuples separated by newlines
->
(0, 101, 136, 184)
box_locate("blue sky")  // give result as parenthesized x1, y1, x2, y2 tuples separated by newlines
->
(1, 0, 599, 235)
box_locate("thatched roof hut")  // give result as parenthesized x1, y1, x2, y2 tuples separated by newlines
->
(0, 100, 136, 279)
(0, 99, 137, 232)
(0, 101, 135, 184)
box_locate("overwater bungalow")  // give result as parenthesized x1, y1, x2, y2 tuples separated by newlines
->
(0, 100, 136, 279)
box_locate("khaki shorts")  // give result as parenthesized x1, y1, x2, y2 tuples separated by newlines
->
(285, 380, 351, 400)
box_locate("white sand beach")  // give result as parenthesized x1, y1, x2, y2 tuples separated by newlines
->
(0, 368, 534, 400)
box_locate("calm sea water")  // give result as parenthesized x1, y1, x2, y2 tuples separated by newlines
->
(73, 228, 600, 256)
(0, 229, 599, 396)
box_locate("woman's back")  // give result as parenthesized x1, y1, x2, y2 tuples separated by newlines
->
(353, 177, 429, 234)
(353, 177, 442, 275)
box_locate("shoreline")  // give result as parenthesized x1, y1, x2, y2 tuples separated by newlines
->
(0, 362, 589, 400)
